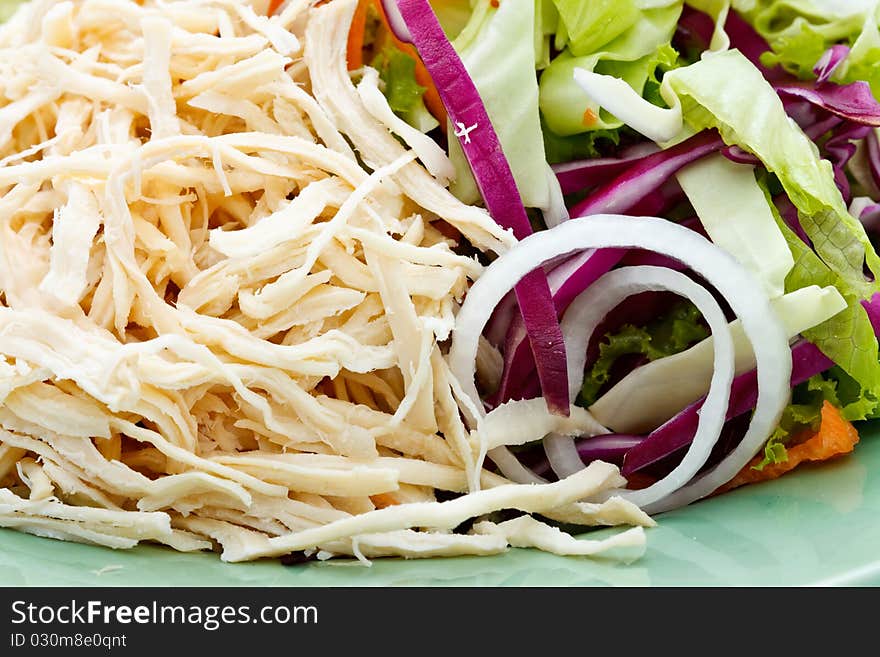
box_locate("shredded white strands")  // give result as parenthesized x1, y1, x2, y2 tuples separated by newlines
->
(0, 0, 647, 563)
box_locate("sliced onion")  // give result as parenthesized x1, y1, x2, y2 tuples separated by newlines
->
(493, 134, 722, 406)
(543, 433, 589, 480)
(398, 0, 569, 414)
(677, 6, 788, 83)
(774, 82, 880, 127)
(860, 203, 880, 235)
(550, 266, 734, 504)
(622, 339, 834, 476)
(448, 215, 791, 508)
(824, 122, 873, 201)
(492, 247, 626, 404)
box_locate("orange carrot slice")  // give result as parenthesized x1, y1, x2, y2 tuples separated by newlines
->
(270, 0, 448, 129)
(715, 401, 860, 494)
(346, 0, 371, 70)
(348, 0, 448, 129)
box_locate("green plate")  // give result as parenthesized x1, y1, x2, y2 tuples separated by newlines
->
(2, 421, 879, 587)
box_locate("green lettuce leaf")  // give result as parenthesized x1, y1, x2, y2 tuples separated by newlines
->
(677, 153, 794, 298)
(841, 12, 880, 98)
(541, 119, 623, 165)
(751, 363, 875, 470)
(732, 0, 880, 97)
(664, 49, 880, 297)
(0, 0, 24, 22)
(366, 13, 438, 134)
(431, 0, 474, 40)
(753, 375, 830, 470)
(533, 0, 562, 70)
(819, 366, 880, 421)
(551, 0, 642, 56)
(660, 46, 880, 405)
(578, 301, 709, 406)
(762, 179, 880, 409)
(756, 365, 880, 472)
(370, 47, 426, 115)
(539, 2, 682, 137)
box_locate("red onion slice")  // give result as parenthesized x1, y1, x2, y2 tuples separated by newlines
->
(397, 0, 570, 414)
(449, 215, 791, 508)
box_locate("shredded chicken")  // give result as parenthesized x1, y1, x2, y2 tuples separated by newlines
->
(0, 0, 651, 562)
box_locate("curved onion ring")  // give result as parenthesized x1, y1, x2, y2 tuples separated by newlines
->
(547, 266, 734, 508)
(448, 215, 791, 510)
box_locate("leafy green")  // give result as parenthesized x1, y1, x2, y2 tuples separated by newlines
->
(819, 366, 880, 421)
(755, 432, 789, 470)
(732, 0, 880, 98)
(534, 0, 561, 70)
(370, 47, 426, 115)
(665, 49, 880, 296)
(431, 0, 475, 40)
(541, 119, 622, 165)
(761, 179, 880, 410)
(841, 15, 880, 99)
(753, 376, 828, 470)
(758, 23, 835, 78)
(578, 301, 709, 406)
(538, 2, 682, 137)
(677, 154, 794, 298)
(551, 0, 642, 56)
(750, 363, 878, 470)
(756, 365, 880, 471)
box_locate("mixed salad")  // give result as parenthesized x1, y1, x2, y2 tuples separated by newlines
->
(347, 0, 880, 511)
(0, 0, 878, 564)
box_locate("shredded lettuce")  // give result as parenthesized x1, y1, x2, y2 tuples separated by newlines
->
(753, 379, 824, 469)
(817, 366, 880, 421)
(431, 0, 474, 40)
(732, 0, 880, 97)
(684, 0, 733, 53)
(366, 14, 438, 133)
(677, 153, 794, 297)
(0, 0, 24, 21)
(541, 120, 623, 165)
(539, 3, 682, 137)
(841, 11, 880, 99)
(763, 179, 880, 412)
(663, 47, 880, 414)
(370, 46, 426, 115)
(664, 48, 880, 295)
(551, 0, 643, 56)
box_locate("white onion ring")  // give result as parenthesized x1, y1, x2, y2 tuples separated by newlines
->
(448, 215, 791, 509)
(549, 266, 734, 506)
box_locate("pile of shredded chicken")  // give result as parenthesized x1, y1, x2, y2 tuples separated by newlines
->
(0, 0, 650, 563)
